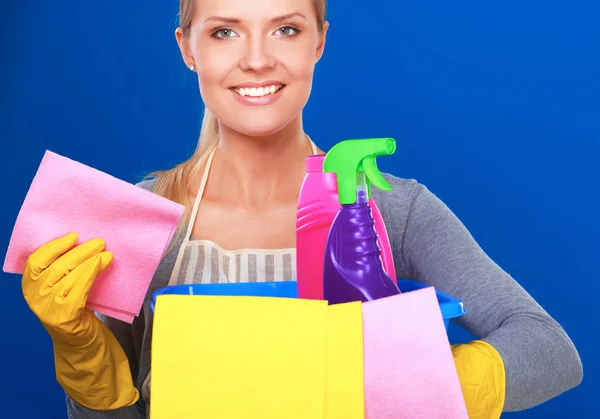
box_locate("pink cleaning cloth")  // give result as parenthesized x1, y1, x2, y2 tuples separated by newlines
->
(3, 150, 185, 323)
(362, 287, 468, 419)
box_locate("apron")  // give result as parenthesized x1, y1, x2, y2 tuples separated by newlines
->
(142, 138, 319, 413)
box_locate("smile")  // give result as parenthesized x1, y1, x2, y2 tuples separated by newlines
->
(231, 84, 285, 97)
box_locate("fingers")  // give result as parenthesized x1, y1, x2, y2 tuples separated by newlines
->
(60, 251, 113, 304)
(44, 238, 107, 287)
(26, 233, 79, 277)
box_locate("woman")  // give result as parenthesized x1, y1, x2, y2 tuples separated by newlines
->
(21, 0, 582, 417)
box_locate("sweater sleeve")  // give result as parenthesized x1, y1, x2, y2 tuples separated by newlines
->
(66, 398, 145, 419)
(385, 179, 582, 411)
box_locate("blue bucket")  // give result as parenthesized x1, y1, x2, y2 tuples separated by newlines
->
(150, 279, 466, 330)
(397, 280, 466, 330)
(149, 281, 298, 313)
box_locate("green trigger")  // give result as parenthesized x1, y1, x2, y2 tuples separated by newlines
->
(363, 156, 392, 195)
(323, 137, 397, 205)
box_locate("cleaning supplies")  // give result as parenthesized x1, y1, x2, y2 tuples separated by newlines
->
(322, 138, 401, 305)
(296, 154, 396, 301)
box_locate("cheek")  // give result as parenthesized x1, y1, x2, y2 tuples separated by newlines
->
(276, 42, 317, 82)
(195, 46, 237, 91)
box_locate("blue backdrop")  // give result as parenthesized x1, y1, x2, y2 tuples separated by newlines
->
(1, 1, 597, 417)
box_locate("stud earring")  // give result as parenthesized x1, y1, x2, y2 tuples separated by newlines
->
(189, 64, 195, 71)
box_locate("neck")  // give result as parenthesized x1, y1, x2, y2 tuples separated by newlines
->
(206, 116, 315, 206)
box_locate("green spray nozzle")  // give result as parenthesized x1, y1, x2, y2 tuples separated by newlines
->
(322, 138, 396, 205)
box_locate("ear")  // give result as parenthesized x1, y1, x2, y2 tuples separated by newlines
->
(315, 21, 329, 63)
(175, 27, 195, 69)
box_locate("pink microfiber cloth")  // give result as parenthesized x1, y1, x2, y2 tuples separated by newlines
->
(3, 150, 185, 323)
(362, 287, 468, 419)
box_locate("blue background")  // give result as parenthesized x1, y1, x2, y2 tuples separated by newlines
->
(1, 0, 598, 417)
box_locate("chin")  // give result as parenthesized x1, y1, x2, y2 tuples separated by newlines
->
(222, 107, 301, 138)
(230, 118, 293, 138)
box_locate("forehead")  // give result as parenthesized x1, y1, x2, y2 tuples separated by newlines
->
(195, 0, 313, 19)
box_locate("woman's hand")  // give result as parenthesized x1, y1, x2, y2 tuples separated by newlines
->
(22, 232, 139, 410)
(22, 232, 112, 344)
(452, 340, 506, 418)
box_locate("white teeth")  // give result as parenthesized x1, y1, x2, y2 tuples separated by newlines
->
(234, 85, 283, 97)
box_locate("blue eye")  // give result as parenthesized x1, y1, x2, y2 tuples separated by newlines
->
(212, 28, 239, 39)
(275, 26, 300, 36)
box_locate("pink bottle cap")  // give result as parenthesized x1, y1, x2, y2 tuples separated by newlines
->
(306, 154, 326, 172)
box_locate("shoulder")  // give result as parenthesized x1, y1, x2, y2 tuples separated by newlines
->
(377, 173, 421, 204)
(371, 172, 451, 250)
(135, 177, 158, 192)
(370, 173, 419, 246)
(371, 172, 428, 224)
(373, 172, 447, 219)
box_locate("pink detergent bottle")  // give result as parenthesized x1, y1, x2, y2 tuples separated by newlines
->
(296, 153, 396, 301)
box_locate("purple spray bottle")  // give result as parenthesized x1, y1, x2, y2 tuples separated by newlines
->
(322, 138, 401, 305)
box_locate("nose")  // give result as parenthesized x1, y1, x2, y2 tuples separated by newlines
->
(238, 36, 276, 73)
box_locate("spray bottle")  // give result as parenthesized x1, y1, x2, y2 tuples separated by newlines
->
(322, 138, 401, 305)
(296, 154, 396, 300)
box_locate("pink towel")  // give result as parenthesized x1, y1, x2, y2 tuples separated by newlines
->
(362, 287, 468, 418)
(3, 150, 185, 323)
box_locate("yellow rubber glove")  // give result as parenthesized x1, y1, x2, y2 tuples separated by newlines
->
(22, 232, 139, 410)
(451, 340, 506, 418)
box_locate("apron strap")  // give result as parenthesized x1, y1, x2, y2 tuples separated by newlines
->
(183, 147, 217, 242)
(307, 135, 318, 155)
(166, 146, 216, 286)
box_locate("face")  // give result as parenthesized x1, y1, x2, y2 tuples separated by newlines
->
(176, 0, 328, 137)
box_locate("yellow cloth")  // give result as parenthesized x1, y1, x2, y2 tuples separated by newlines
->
(452, 340, 506, 419)
(325, 302, 364, 419)
(151, 295, 329, 419)
(21, 233, 139, 410)
(151, 295, 366, 419)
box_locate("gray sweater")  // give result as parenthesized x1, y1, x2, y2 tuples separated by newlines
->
(66, 174, 582, 418)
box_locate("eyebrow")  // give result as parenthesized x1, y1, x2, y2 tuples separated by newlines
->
(204, 12, 308, 25)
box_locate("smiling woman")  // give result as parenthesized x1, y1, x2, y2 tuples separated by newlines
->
(17, 0, 583, 418)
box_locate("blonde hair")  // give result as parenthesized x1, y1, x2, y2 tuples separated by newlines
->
(146, 0, 328, 250)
